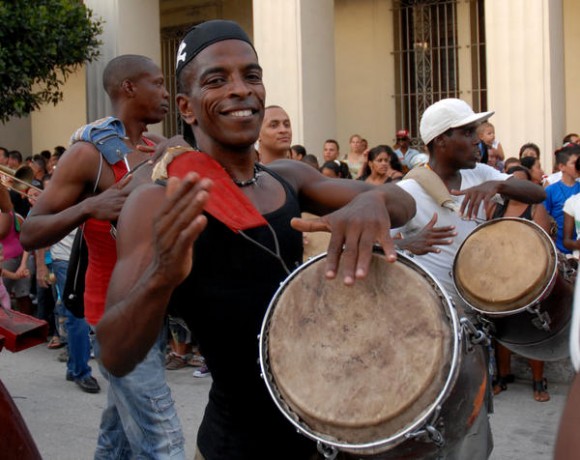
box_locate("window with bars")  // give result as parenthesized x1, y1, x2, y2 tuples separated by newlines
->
(161, 24, 195, 138)
(392, 0, 487, 146)
(469, 0, 487, 113)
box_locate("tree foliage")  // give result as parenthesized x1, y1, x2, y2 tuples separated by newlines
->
(0, 1, 103, 122)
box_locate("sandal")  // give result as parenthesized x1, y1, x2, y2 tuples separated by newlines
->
(47, 336, 64, 350)
(533, 379, 550, 402)
(493, 376, 509, 395)
(165, 353, 188, 370)
(187, 353, 205, 368)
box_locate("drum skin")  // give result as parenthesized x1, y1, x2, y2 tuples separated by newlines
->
(453, 218, 573, 361)
(261, 253, 488, 457)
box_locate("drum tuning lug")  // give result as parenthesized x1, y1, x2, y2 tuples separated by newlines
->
(460, 317, 490, 349)
(425, 424, 445, 447)
(317, 441, 338, 460)
(406, 405, 445, 447)
(527, 306, 552, 332)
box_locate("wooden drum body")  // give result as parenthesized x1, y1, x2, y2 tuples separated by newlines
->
(453, 218, 574, 361)
(259, 251, 488, 458)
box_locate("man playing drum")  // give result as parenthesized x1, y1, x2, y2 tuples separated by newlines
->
(95, 20, 418, 460)
(392, 98, 546, 458)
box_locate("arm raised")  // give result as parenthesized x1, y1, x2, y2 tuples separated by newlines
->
(97, 173, 211, 376)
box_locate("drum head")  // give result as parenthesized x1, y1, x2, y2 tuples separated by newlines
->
(266, 254, 453, 446)
(454, 219, 555, 313)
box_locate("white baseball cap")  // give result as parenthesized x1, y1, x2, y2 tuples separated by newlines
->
(419, 98, 494, 145)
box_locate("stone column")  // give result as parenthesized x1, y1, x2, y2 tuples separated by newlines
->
(253, 0, 336, 157)
(485, 0, 564, 171)
(83, 0, 162, 134)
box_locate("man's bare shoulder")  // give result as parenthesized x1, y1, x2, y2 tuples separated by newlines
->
(52, 142, 103, 182)
(120, 182, 165, 220)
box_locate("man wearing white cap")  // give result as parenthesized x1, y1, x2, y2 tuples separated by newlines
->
(392, 98, 546, 459)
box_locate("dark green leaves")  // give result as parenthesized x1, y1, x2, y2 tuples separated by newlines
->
(0, 1, 103, 122)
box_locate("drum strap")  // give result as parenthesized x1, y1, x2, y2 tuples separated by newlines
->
(152, 147, 268, 233)
(405, 166, 460, 213)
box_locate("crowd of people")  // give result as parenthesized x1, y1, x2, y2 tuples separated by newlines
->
(2, 17, 578, 460)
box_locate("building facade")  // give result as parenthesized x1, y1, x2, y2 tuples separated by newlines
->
(2, 0, 579, 174)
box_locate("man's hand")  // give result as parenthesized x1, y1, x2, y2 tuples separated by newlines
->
(36, 263, 49, 288)
(451, 181, 500, 220)
(151, 172, 211, 288)
(292, 190, 395, 285)
(142, 135, 188, 165)
(87, 174, 133, 221)
(396, 213, 456, 255)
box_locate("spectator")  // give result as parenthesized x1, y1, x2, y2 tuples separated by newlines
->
(519, 142, 541, 160)
(320, 160, 350, 179)
(301, 154, 319, 169)
(543, 145, 580, 254)
(394, 129, 425, 172)
(290, 144, 306, 161)
(345, 133, 366, 178)
(488, 165, 551, 402)
(322, 139, 351, 178)
(477, 121, 505, 166)
(258, 105, 292, 164)
(358, 145, 403, 184)
(7, 150, 22, 170)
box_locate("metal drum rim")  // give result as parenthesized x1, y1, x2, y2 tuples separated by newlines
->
(452, 217, 559, 317)
(259, 249, 462, 453)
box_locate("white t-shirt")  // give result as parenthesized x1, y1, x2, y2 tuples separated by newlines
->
(50, 228, 77, 262)
(392, 163, 509, 306)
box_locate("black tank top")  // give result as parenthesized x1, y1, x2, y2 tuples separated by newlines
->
(170, 165, 317, 459)
(492, 200, 533, 220)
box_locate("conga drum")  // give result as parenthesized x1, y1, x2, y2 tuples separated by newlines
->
(453, 218, 574, 361)
(259, 251, 489, 458)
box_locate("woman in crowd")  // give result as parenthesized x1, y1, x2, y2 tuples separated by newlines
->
(345, 133, 366, 178)
(320, 160, 351, 179)
(487, 165, 551, 402)
(520, 155, 547, 187)
(358, 145, 404, 185)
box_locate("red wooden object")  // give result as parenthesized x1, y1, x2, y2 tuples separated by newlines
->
(0, 309, 48, 352)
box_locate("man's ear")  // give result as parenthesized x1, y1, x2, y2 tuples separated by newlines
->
(434, 133, 447, 148)
(177, 94, 196, 126)
(121, 80, 136, 97)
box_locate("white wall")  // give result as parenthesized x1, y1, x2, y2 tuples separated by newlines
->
(485, 0, 564, 170)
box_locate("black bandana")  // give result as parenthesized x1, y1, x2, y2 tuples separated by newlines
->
(175, 20, 255, 77)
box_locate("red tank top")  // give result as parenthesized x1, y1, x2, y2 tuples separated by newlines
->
(83, 161, 127, 326)
(83, 139, 154, 326)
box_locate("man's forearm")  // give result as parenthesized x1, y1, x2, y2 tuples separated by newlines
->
(97, 263, 176, 377)
(498, 179, 546, 204)
(20, 200, 93, 250)
(379, 185, 416, 227)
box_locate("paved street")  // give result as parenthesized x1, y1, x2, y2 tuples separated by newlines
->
(0, 343, 571, 459)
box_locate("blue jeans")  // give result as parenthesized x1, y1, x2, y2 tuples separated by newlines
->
(94, 327, 185, 459)
(52, 259, 93, 380)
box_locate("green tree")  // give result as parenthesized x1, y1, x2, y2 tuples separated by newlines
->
(0, 1, 102, 122)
